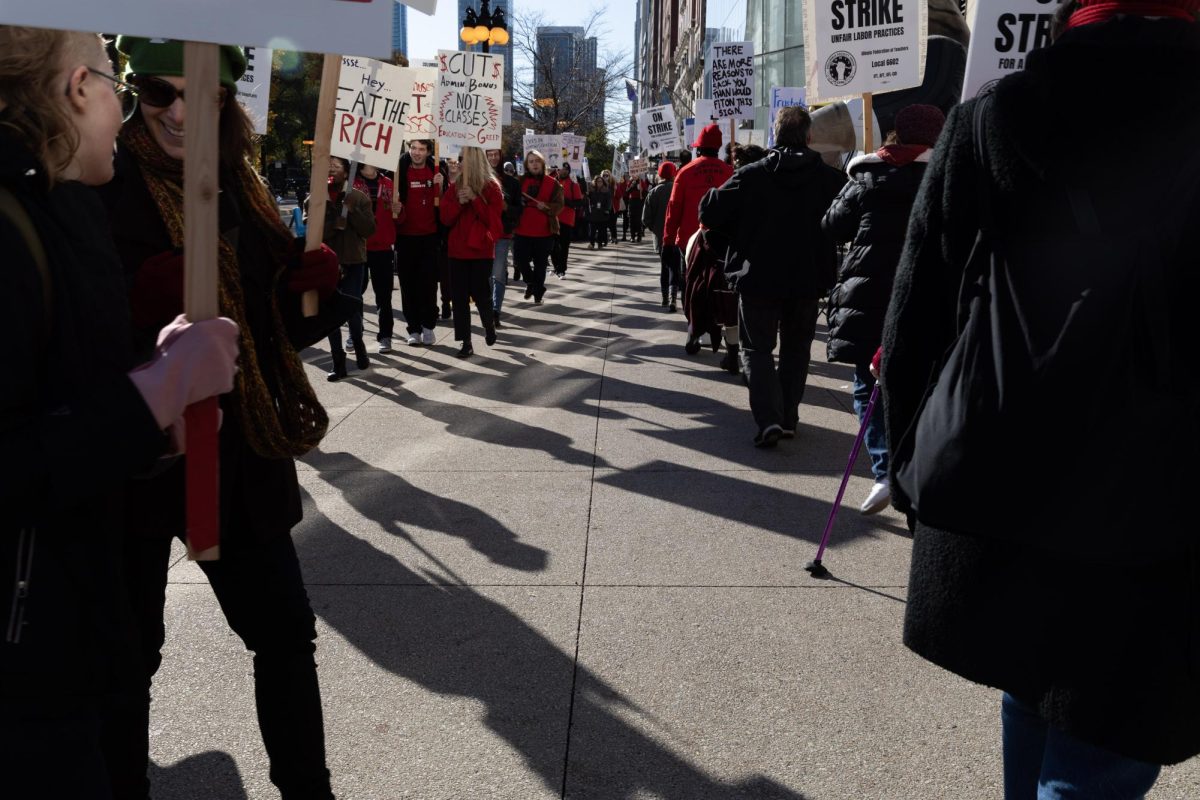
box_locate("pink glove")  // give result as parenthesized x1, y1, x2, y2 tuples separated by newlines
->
(128, 314, 240, 430)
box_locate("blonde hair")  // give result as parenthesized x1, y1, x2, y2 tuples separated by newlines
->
(524, 149, 546, 173)
(459, 146, 499, 199)
(0, 27, 104, 180)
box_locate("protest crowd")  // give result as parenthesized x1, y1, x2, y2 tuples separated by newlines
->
(2, 0, 1199, 796)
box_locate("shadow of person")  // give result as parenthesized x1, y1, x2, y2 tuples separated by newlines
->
(293, 496, 810, 800)
(149, 750, 248, 800)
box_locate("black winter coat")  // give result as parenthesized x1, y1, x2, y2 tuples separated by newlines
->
(496, 170, 523, 234)
(882, 17, 1200, 765)
(822, 152, 929, 365)
(699, 147, 846, 299)
(0, 134, 164, 700)
(641, 179, 673, 244)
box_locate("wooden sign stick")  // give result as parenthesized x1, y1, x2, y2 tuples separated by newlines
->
(183, 42, 222, 562)
(301, 53, 343, 318)
(863, 92, 875, 153)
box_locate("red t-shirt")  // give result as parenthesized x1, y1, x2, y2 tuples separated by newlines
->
(396, 164, 438, 237)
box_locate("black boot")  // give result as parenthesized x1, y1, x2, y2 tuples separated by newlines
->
(684, 335, 702, 355)
(661, 295, 669, 308)
(352, 338, 370, 370)
(485, 326, 497, 346)
(720, 344, 741, 375)
(669, 291, 677, 313)
(457, 342, 474, 359)
(326, 350, 347, 382)
(710, 332, 721, 352)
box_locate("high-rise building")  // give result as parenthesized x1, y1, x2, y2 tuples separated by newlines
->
(535, 26, 603, 133)
(392, 2, 408, 56)
(458, 0, 515, 92)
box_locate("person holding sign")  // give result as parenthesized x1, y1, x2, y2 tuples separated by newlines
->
(512, 150, 564, 305)
(353, 163, 398, 353)
(552, 164, 583, 278)
(439, 146, 502, 358)
(0, 27, 241, 796)
(394, 140, 446, 346)
(321, 156, 376, 380)
(98, 38, 338, 800)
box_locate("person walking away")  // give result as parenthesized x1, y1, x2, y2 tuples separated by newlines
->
(881, 3, 1200, 796)
(664, 124, 734, 350)
(625, 174, 647, 242)
(353, 163, 397, 353)
(512, 150, 563, 305)
(698, 106, 846, 447)
(101, 37, 341, 799)
(487, 149, 522, 328)
(588, 177, 612, 249)
(440, 146, 503, 359)
(642, 161, 679, 308)
(612, 174, 629, 241)
(394, 140, 444, 346)
(552, 164, 582, 277)
(318, 156, 376, 379)
(822, 103, 944, 513)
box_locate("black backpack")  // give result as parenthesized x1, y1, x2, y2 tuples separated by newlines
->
(891, 97, 1199, 561)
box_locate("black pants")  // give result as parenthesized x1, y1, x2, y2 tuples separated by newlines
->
(627, 200, 645, 241)
(608, 210, 619, 242)
(3, 699, 112, 799)
(551, 225, 573, 275)
(659, 245, 682, 301)
(396, 234, 440, 334)
(590, 218, 609, 246)
(450, 258, 496, 343)
(114, 531, 332, 800)
(738, 293, 820, 433)
(513, 235, 554, 301)
(366, 248, 395, 340)
(437, 240, 452, 307)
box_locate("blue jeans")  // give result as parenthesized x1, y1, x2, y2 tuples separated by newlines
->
(327, 262, 365, 352)
(491, 237, 513, 315)
(1002, 694, 1160, 800)
(852, 363, 888, 481)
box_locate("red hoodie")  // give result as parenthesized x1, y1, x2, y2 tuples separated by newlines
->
(395, 163, 439, 237)
(662, 155, 733, 248)
(353, 173, 397, 251)
(439, 180, 504, 260)
(558, 177, 582, 228)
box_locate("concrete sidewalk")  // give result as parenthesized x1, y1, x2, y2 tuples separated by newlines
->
(150, 241, 1200, 799)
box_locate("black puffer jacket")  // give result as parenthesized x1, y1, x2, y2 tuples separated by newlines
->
(822, 151, 929, 365)
(699, 147, 846, 299)
(882, 17, 1200, 765)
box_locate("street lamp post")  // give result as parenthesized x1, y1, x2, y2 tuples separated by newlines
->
(459, 0, 509, 54)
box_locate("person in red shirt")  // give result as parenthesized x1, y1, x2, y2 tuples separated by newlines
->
(611, 175, 628, 242)
(439, 146, 503, 358)
(394, 139, 444, 346)
(552, 164, 583, 278)
(512, 150, 563, 305)
(663, 124, 734, 252)
(353, 164, 397, 352)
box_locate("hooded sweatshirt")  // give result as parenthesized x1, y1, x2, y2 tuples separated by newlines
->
(662, 155, 733, 248)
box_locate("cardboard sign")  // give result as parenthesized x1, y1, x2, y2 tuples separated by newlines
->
(522, 135, 563, 169)
(331, 55, 408, 172)
(628, 158, 649, 180)
(803, 0, 928, 102)
(436, 49, 504, 149)
(767, 87, 808, 147)
(709, 42, 756, 120)
(0, 0, 396, 56)
(400, 67, 439, 141)
(237, 47, 272, 136)
(962, 0, 1065, 99)
(637, 104, 680, 156)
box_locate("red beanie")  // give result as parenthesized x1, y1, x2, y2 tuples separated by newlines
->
(895, 104, 946, 147)
(1067, 0, 1199, 29)
(692, 123, 723, 151)
(658, 161, 678, 180)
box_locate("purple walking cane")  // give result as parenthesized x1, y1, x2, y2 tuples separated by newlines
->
(805, 383, 880, 579)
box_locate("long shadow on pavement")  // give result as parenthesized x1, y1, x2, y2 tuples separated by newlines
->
(150, 751, 248, 799)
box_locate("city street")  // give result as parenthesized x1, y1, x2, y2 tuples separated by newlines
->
(148, 241, 1200, 799)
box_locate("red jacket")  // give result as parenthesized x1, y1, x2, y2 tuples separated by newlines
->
(558, 178, 583, 228)
(625, 178, 648, 202)
(395, 164, 439, 237)
(612, 181, 626, 212)
(353, 173, 397, 251)
(439, 180, 504, 260)
(514, 175, 564, 238)
(663, 156, 734, 248)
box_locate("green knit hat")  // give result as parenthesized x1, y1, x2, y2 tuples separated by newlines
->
(117, 37, 247, 90)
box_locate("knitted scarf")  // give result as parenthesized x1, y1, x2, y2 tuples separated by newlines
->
(120, 118, 328, 459)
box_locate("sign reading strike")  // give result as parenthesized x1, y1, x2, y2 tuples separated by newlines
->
(436, 50, 504, 149)
(803, 0, 927, 102)
(237, 47, 272, 136)
(962, 0, 1065, 99)
(332, 55, 407, 171)
(637, 104, 680, 156)
(709, 42, 756, 119)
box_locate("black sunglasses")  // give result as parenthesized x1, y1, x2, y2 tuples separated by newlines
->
(66, 68, 140, 122)
(127, 73, 227, 109)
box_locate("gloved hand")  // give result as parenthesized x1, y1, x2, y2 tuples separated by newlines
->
(128, 314, 241, 430)
(130, 249, 184, 331)
(286, 243, 340, 298)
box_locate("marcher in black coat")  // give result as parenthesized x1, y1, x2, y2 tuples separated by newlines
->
(882, 9, 1200, 789)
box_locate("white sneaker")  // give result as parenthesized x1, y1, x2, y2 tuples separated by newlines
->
(378, 338, 392, 354)
(406, 333, 421, 347)
(860, 480, 891, 515)
(421, 328, 435, 346)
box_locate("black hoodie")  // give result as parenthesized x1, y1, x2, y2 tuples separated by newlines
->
(699, 147, 846, 299)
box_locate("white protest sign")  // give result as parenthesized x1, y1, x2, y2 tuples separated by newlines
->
(237, 47, 272, 136)
(0, 0, 396, 56)
(628, 158, 649, 180)
(436, 50, 505, 149)
(803, 0, 928, 102)
(562, 134, 586, 171)
(331, 55, 408, 172)
(768, 87, 808, 147)
(745, 129, 768, 148)
(637, 104, 680, 156)
(523, 135, 563, 169)
(683, 117, 696, 150)
(399, 67, 439, 141)
(709, 42, 757, 119)
(962, 0, 1064, 99)
(694, 99, 719, 125)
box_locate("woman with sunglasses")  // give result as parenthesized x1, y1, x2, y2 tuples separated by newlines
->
(98, 37, 339, 800)
(0, 28, 240, 796)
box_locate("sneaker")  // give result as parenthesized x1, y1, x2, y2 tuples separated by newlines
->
(780, 428, 796, 439)
(344, 336, 354, 351)
(456, 343, 473, 359)
(860, 480, 891, 515)
(377, 338, 392, 354)
(754, 424, 784, 449)
(421, 328, 435, 346)
(406, 333, 421, 347)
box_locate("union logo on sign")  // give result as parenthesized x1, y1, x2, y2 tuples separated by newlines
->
(825, 51, 857, 87)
